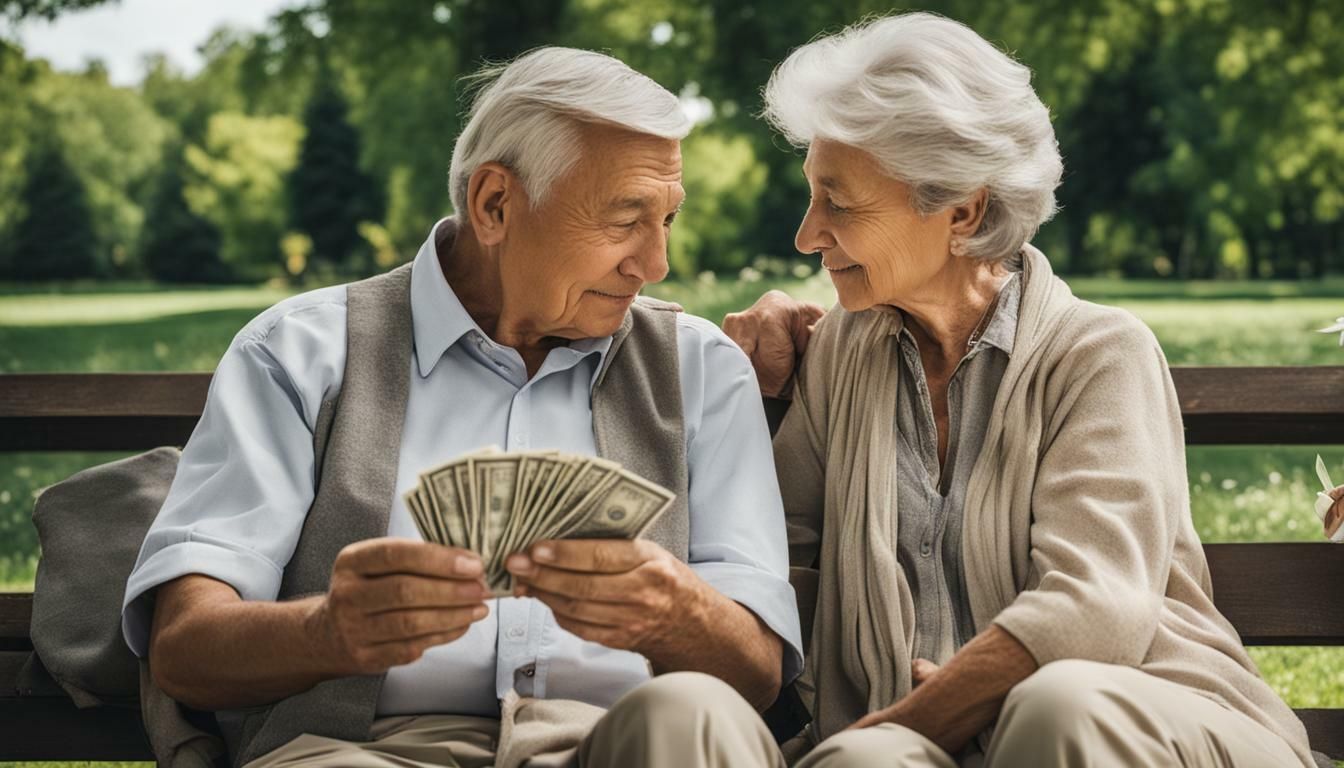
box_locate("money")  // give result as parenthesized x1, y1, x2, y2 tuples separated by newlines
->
(401, 449, 675, 594)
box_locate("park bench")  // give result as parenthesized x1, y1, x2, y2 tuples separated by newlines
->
(1, 368, 1342, 762)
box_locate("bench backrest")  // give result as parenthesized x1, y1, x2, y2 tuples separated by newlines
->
(0, 368, 1342, 760)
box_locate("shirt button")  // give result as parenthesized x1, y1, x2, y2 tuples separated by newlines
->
(507, 627, 525, 639)
(920, 541, 932, 557)
(523, 665, 536, 678)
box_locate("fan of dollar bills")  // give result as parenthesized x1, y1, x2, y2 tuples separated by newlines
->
(403, 447, 676, 594)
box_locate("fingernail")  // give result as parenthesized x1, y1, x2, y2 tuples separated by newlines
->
(506, 554, 532, 573)
(472, 605, 488, 620)
(532, 545, 553, 563)
(456, 555, 482, 576)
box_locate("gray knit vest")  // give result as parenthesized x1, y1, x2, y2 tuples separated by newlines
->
(220, 263, 690, 767)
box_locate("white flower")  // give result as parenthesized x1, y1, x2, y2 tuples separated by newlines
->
(1319, 316, 1344, 346)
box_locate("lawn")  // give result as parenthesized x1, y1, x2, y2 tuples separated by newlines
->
(1, 272, 1342, 768)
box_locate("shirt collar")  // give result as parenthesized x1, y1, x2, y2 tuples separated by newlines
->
(974, 271, 1021, 356)
(410, 216, 616, 381)
(894, 270, 1022, 357)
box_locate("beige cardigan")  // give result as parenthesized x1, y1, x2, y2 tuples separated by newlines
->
(775, 245, 1313, 766)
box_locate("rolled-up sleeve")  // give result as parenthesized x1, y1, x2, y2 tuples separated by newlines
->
(992, 317, 1182, 667)
(121, 297, 345, 657)
(679, 316, 804, 684)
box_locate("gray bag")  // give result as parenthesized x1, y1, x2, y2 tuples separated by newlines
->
(19, 446, 182, 708)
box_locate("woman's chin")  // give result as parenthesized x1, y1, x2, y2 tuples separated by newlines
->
(833, 288, 875, 313)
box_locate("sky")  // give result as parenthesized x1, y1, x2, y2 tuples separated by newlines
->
(7, 0, 301, 87)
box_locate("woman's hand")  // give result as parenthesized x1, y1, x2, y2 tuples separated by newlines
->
(1326, 485, 1344, 539)
(722, 291, 825, 398)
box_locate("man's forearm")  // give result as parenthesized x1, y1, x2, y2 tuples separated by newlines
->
(642, 586, 784, 711)
(150, 576, 339, 711)
(882, 625, 1037, 752)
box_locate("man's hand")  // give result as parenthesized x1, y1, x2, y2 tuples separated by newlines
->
(505, 539, 706, 658)
(722, 290, 825, 398)
(311, 538, 492, 676)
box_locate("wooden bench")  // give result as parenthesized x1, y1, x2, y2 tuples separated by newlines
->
(2, 369, 1343, 762)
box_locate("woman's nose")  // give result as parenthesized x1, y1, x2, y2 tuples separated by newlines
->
(795, 205, 834, 255)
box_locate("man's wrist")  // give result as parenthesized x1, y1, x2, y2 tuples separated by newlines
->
(637, 566, 713, 667)
(298, 596, 351, 679)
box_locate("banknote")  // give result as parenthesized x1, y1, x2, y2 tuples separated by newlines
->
(402, 449, 674, 593)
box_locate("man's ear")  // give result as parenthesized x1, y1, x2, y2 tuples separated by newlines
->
(465, 162, 520, 247)
(949, 188, 989, 238)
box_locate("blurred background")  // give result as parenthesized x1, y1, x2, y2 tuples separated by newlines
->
(0, 1, 1341, 763)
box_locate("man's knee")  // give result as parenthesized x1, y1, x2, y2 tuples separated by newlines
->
(798, 724, 953, 768)
(584, 672, 780, 768)
(610, 671, 743, 721)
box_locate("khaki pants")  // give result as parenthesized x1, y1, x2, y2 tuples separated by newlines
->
(242, 671, 785, 768)
(796, 660, 1303, 768)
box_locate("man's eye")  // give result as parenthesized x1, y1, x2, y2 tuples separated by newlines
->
(827, 200, 850, 214)
(663, 213, 677, 227)
(617, 220, 640, 229)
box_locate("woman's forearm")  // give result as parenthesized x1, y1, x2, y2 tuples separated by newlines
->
(857, 624, 1036, 752)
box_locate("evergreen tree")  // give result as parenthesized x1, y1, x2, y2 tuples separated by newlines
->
(8, 142, 100, 280)
(141, 147, 227, 283)
(288, 73, 381, 271)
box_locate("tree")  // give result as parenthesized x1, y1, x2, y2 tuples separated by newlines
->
(141, 147, 226, 283)
(287, 73, 381, 271)
(7, 142, 100, 280)
(183, 112, 304, 278)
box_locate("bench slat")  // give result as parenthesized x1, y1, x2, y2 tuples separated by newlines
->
(1207, 543, 1344, 645)
(3, 544, 1341, 646)
(4, 367, 1343, 450)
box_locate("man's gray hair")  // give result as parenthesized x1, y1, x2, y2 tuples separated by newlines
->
(762, 13, 1063, 264)
(449, 47, 693, 215)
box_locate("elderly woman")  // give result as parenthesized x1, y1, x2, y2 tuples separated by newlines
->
(726, 13, 1316, 768)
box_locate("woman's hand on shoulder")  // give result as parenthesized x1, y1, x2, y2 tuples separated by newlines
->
(722, 290, 825, 398)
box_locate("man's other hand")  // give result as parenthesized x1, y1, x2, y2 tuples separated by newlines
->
(506, 538, 705, 658)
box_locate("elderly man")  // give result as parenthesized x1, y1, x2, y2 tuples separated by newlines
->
(121, 48, 801, 768)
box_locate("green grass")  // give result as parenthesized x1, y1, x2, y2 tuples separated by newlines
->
(1, 274, 1342, 760)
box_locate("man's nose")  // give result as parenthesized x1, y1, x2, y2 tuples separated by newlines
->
(622, 230, 671, 284)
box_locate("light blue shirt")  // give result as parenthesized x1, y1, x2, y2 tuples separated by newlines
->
(121, 218, 802, 717)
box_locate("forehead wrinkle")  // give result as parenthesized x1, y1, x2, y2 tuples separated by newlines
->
(605, 183, 685, 215)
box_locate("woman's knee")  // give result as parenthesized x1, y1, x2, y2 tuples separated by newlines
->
(995, 660, 1121, 752)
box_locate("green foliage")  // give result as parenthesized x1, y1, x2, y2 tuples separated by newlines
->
(288, 76, 382, 272)
(5, 144, 100, 279)
(140, 148, 228, 283)
(183, 113, 304, 278)
(668, 131, 768, 276)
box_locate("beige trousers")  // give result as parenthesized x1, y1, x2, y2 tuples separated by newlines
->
(795, 660, 1302, 768)
(241, 671, 785, 768)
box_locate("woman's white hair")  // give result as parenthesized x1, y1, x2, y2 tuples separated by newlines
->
(763, 13, 1063, 264)
(449, 47, 693, 214)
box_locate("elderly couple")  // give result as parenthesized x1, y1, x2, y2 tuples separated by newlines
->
(121, 12, 1315, 768)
